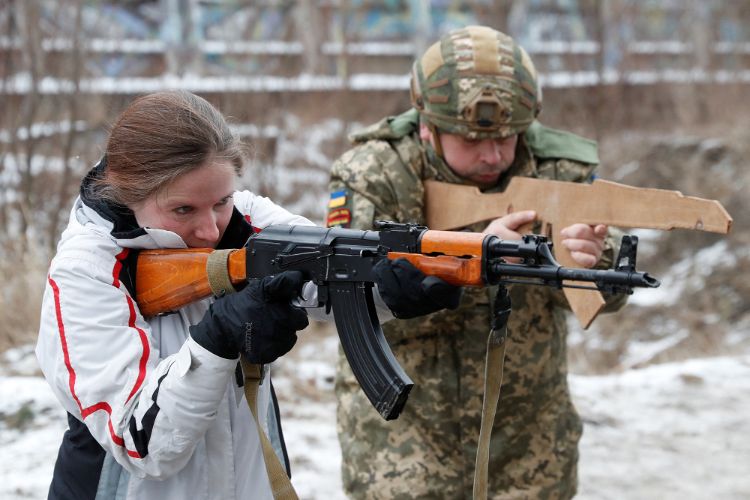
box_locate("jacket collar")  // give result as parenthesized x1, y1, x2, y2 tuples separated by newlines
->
(79, 157, 146, 241)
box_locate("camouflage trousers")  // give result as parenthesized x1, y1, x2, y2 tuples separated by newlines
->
(335, 297, 582, 500)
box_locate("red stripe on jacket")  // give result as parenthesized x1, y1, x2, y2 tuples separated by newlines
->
(112, 249, 127, 286)
(112, 249, 150, 403)
(49, 271, 143, 459)
(124, 294, 150, 404)
(244, 214, 262, 233)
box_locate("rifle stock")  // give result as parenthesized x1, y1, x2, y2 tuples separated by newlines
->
(134, 222, 659, 419)
(135, 248, 247, 318)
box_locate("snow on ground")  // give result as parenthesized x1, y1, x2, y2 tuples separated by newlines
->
(628, 240, 736, 308)
(2, 338, 749, 499)
(573, 356, 750, 500)
(0, 347, 68, 500)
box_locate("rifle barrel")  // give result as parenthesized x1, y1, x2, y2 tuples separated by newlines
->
(490, 262, 660, 289)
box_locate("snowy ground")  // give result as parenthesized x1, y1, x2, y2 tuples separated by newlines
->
(2, 333, 749, 500)
(573, 356, 750, 499)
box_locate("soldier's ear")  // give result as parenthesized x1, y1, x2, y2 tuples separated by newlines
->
(418, 122, 433, 142)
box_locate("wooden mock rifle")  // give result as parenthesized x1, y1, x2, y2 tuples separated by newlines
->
(424, 178, 733, 328)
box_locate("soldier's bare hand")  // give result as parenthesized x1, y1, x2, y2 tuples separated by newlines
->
(559, 223, 607, 268)
(483, 211, 536, 264)
(482, 210, 536, 240)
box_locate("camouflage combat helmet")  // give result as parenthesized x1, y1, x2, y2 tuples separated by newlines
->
(410, 25, 542, 140)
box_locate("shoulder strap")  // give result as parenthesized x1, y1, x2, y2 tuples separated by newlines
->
(524, 121, 599, 165)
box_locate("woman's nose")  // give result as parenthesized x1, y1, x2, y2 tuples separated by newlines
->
(194, 213, 220, 244)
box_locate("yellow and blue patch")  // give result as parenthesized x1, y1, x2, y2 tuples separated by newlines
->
(327, 189, 352, 227)
(328, 189, 347, 208)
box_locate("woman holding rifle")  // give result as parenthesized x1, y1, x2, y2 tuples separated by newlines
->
(36, 90, 459, 499)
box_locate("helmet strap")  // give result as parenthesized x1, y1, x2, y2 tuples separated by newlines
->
(428, 123, 445, 160)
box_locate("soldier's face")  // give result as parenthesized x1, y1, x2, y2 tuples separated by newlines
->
(420, 124, 517, 188)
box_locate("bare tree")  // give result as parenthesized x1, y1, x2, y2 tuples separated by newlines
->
(331, 0, 349, 79)
(476, 0, 512, 32)
(47, 0, 85, 253)
(0, 1, 88, 252)
(410, 0, 432, 59)
(687, 0, 712, 123)
(507, 0, 530, 41)
(11, 0, 46, 248)
(0, 0, 92, 346)
(294, 0, 324, 75)
(0, 1, 12, 236)
(591, 0, 612, 141)
(163, 0, 203, 76)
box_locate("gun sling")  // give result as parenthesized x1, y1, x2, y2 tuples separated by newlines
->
(203, 257, 297, 499)
(473, 287, 511, 500)
(241, 359, 299, 500)
(206, 249, 238, 297)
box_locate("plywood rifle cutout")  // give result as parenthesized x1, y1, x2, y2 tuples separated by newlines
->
(424, 178, 733, 329)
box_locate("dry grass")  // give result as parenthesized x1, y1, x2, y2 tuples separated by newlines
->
(0, 242, 48, 352)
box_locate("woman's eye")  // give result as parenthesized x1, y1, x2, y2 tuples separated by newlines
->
(216, 196, 231, 207)
(174, 206, 193, 215)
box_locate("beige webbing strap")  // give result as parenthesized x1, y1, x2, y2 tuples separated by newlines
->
(429, 123, 445, 159)
(206, 249, 237, 297)
(473, 329, 508, 500)
(240, 358, 299, 500)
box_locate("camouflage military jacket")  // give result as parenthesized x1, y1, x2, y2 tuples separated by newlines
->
(329, 109, 623, 499)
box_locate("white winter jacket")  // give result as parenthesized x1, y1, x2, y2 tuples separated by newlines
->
(36, 168, 313, 499)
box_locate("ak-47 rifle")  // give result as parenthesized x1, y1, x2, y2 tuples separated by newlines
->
(134, 221, 659, 420)
(424, 178, 733, 328)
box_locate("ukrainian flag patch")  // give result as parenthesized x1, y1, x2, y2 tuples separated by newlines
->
(327, 188, 353, 227)
(328, 189, 347, 208)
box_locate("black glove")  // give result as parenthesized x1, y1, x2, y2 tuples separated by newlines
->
(190, 270, 309, 364)
(373, 258, 463, 319)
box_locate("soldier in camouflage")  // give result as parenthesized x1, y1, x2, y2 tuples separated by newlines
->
(327, 26, 626, 499)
